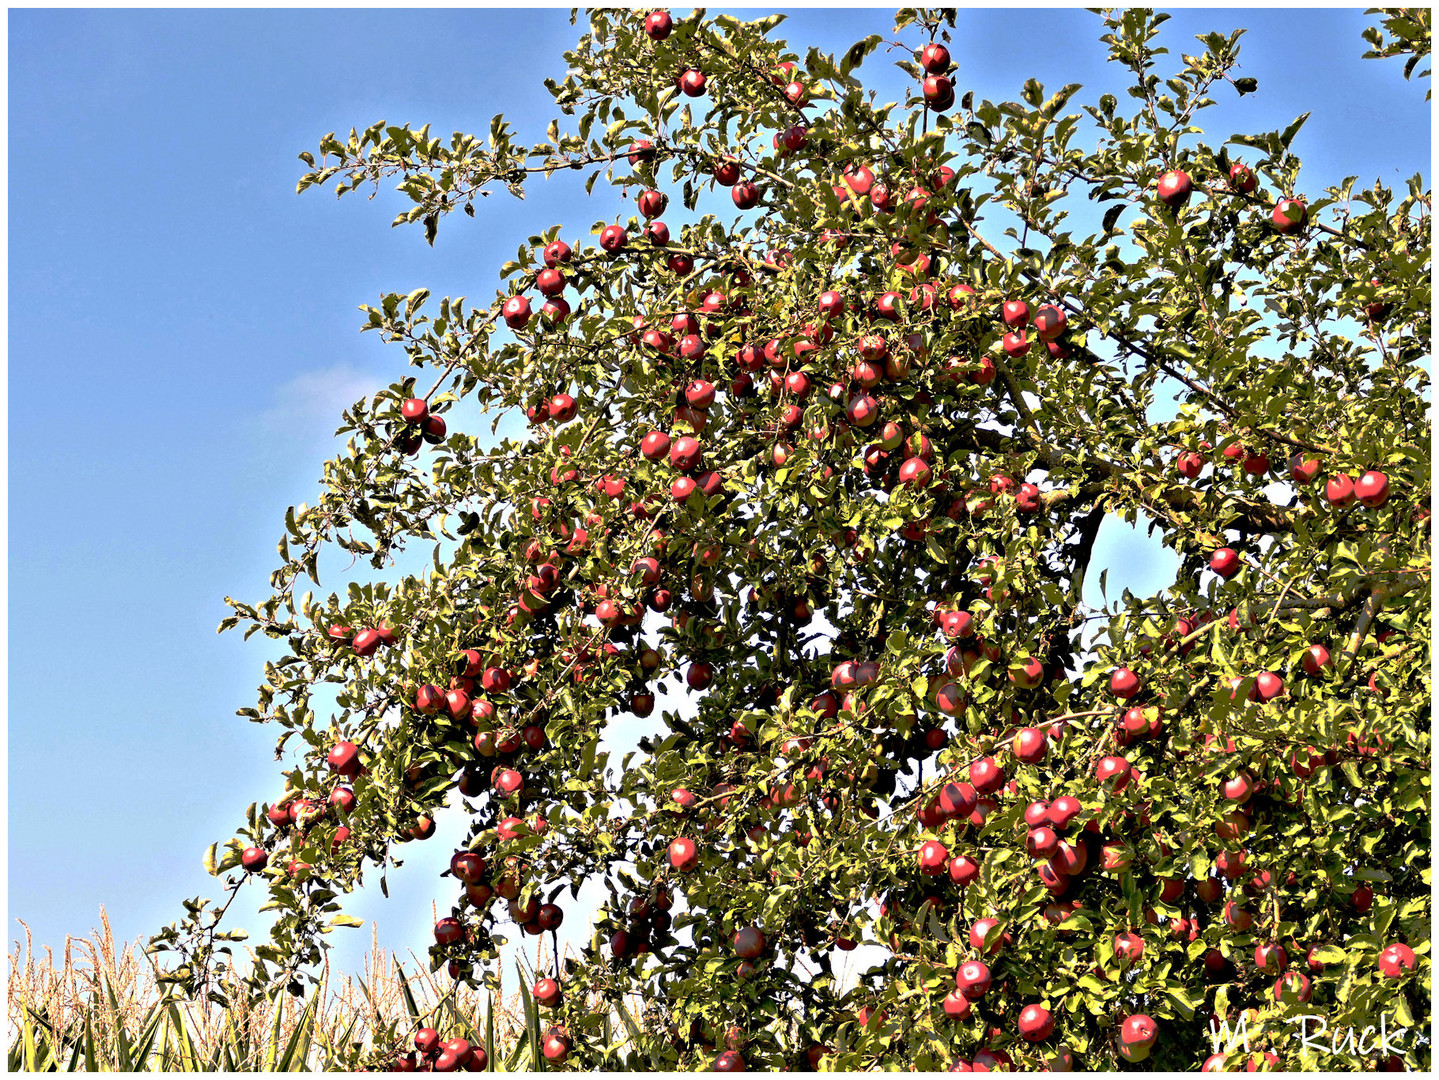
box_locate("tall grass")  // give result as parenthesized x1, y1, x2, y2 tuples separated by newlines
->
(7, 909, 533, 1071)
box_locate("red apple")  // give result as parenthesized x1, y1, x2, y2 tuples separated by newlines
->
(1355, 470, 1390, 507)
(1378, 943, 1416, 978)
(1114, 931, 1144, 965)
(920, 42, 950, 74)
(1002, 300, 1030, 328)
(327, 740, 361, 778)
(1271, 198, 1307, 234)
(600, 224, 628, 252)
(956, 960, 991, 998)
(1229, 161, 1257, 193)
(1033, 304, 1067, 340)
(640, 430, 672, 461)
(542, 1028, 571, 1064)
(1301, 644, 1331, 676)
(1110, 667, 1141, 699)
(1156, 169, 1192, 209)
(733, 926, 766, 960)
(1273, 971, 1312, 1005)
(669, 836, 699, 872)
(1254, 942, 1288, 973)
(680, 69, 707, 97)
(922, 75, 954, 110)
(1118, 1014, 1157, 1062)
(1289, 454, 1320, 483)
(1014, 727, 1047, 764)
(1210, 547, 1241, 579)
(1325, 473, 1356, 506)
(1018, 1004, 1054, 1042)
(502, 295, 532, 329)
(919, 840, 950, 874)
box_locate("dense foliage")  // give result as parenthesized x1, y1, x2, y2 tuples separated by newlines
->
(151, 8, 1431, 1071)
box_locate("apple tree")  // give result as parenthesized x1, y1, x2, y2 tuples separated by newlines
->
(151, 7, 1431, 1071)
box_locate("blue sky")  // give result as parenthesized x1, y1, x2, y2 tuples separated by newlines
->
(9, 8, 1429, 983)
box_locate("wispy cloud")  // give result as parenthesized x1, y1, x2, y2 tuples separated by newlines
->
(257, 365, 377, 438)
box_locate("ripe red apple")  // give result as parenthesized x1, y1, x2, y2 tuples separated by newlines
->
(1118, 1015, 1158, 1062)
(637, 189, 667, 218)
(669, 435, 702, 471)
(1254, 942, 1288, 973)
(644, 10, 672, 40)
(956, 960, 991, 999)
(1273, 971, 1312, 1005)
(1223, 900, 1253, 932)
(1254, 671, 1284, 701)
(1229, 161, 1257, 193)
(1009, 657, 1044, 690)
(1002, 331, 1030, 358)
(1355, 470, 1390, 507)
(949, 855, 980, 888)
(1301, 644, 1331, 676)
(732, 181, 759, 209)
(434, 917, 464, 946)
(1378, 943, 1416, 978)
(1278, 454, 1317, 487)
(1114, 931, 1144, 965)
(542, 1028, 571, 1064)
(918, 840, 949, 874)
(669, 837, 699, 872)
(969, 757, 1003, 795)
(1018, 1004, 1054, 1042)
(627, 139, 655, 167)
(1033, 304, 1067, 340)
(1325, 472, 1356, 506)
(920, 42, 950, 74)
(542, 239, 572, 267)
(352, 628, 383, 657)
(1156, 169, 1193, 209)
(898, 457, 932, 488)
(713, 157, 741, 186)
(502, 295, 532, 329)
(327, 740, 361, 778)
(1002, 300, 1030, 328)
(640, 430, 672, 461)
(1027, 827, 1059, 859)
(713, 1050, 745, 1072)
(1014, 727, 1047, 764)
(733, 926, 766, 959)
(1176, 450, 1205, 479)
(686, 661, 713, 690)
(600, 224, 628, 252)
(943, 989, 972, 1019)
(1047, 796, 1082, 830)
(1023, 800, 1051, 829)
(1210, 547, 1240, 579)
(680, 69, 707, 97)
(1110, 667, 1141, 699)
(1221, 771, 1255, 802)
(922, 75, 954, 109)
(1271, 198, 1307, 234)
(817, 290, 845, 319)
(241, 846, 268, 872)
(1095, 755, 1131, 792)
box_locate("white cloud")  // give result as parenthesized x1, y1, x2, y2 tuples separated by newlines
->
(257, 365, 376, 439)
